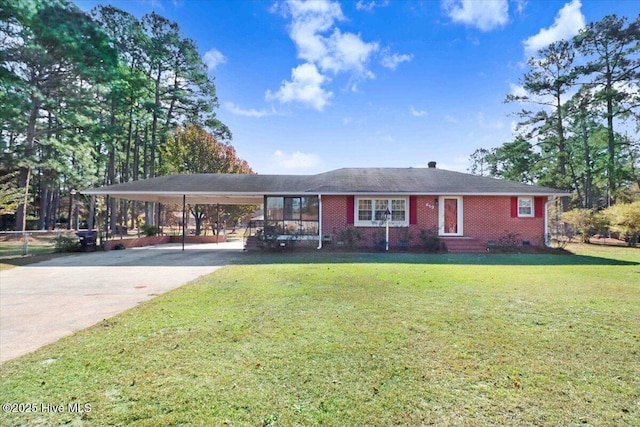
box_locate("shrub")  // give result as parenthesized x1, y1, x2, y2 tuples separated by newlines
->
(495, 231, 521, 251)
(54, 236, 80, 252)
(418, 228, 441, 252)
(398, 227, 412, 243)
(601, 201, 640, 247)
(561, 208, 598, 243)
(371, 228, 386, 251)
(141, 224, 161, 237)
(337, 226, 364, 249)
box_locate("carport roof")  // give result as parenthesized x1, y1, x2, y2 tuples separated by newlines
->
(81, 167, 567, 204)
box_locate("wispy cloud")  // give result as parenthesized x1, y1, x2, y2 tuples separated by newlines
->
(381, 49, 413, 70)
(203, 47, 227, 71)
(355, 0, 389, 12)
(224, 102, 277, 118)
(523, 0, 584, 55)
(271, 149, 322, 171)
(442, 0, 509, 32)
(410, 106, 428, 117)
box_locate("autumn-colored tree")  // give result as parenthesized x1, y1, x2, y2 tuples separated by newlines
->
(561, 208, 599, 243)
(161, 125, 253, 234)
(601, 201, 640, 247)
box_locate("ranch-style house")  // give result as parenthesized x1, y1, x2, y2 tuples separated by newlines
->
(83, 162, 567, 252)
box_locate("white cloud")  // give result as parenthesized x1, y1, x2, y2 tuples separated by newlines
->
(509, 83, 528, 99)
(523, 0, 585, 55)
(203, 47, 227, 71)
(269, 0, 410, 111)
(265, 63, 333, 111)
(271, 150, 322, 171)
(442, 0, 509, 32)
(320, 29, 379, 77)
(514, 0, 527, 15)
(286, 0, 378, 77)
(224, 102, 276, 118)
(410, 106, 428, 117)
(356, 0, 389, 12)
(287, 1, 342, 65)
(380, 49, 413, 70)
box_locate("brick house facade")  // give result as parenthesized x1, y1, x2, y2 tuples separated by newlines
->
(321, 195, 548, 250)
(84, 165, 566, 252)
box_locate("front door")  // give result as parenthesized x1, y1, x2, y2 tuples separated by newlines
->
(439, 196, 463, 236)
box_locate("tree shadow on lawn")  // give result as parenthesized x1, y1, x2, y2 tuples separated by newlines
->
(6, 244, 636, 268)
(236, 250, 639, 267)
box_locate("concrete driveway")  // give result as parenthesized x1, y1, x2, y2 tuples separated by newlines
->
(0, 240, 245, 363)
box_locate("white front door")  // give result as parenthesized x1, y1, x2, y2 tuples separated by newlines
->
(439, 196, 463, 236)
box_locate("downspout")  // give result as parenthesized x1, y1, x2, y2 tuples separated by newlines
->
(317, 194, 323, 249)
(544, 196, 556, 248)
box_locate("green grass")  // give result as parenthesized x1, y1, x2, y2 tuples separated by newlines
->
(1, 245, 639, 426)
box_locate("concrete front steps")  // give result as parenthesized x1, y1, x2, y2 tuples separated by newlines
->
(442, 237, 487, 253)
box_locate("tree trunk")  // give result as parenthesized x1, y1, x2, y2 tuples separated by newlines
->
(16, 94, 40, 231)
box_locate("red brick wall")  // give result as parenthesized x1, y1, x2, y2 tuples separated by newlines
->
(321, 195, 350, 238)
(463, 196, 545, 246)
(321, 195, 545, 247)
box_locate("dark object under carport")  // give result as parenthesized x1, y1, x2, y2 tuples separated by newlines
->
(76, 230, 98, 252)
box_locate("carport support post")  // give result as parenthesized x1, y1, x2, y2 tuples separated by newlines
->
(88, 195, 95, 230)
(182, 195, 186, 251)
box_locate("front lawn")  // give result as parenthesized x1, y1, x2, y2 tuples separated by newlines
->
(1, 245, 639, 426)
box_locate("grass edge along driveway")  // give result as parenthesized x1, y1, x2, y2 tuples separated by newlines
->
(1, 244, 639, 426)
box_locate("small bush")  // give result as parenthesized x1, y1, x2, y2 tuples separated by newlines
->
(337, 226, 364, 249)
(494, 232, 521, 252)
(141, 224, 162, 237)
(54, 236, 80, 253)
(398, 227, 412, 243)
(418, 228, 442, 252)
(371, 229, 386, 251)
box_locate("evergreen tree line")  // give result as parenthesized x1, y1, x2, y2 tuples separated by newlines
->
(0, 0, 250, 232)
(470, 14, 640, 209)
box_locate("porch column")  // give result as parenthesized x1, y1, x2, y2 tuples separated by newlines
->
(182, 195, 186, 251)
(317, 194, 323, 249)
(88, 195, 95, 230)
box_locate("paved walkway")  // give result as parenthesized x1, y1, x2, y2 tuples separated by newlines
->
(0, 240, 245, 363)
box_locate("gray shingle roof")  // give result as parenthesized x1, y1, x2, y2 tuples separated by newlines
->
(82, 167, 567, 204)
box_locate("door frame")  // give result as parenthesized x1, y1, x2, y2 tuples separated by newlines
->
(438, 196, 464, 236)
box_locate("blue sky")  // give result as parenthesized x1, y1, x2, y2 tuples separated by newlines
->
(75, 0, 639, 175)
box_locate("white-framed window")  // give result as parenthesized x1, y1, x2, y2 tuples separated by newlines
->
(518, 197, 534, 217)
(358, 199, 372, 221)
(355, 197, 408, 226)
